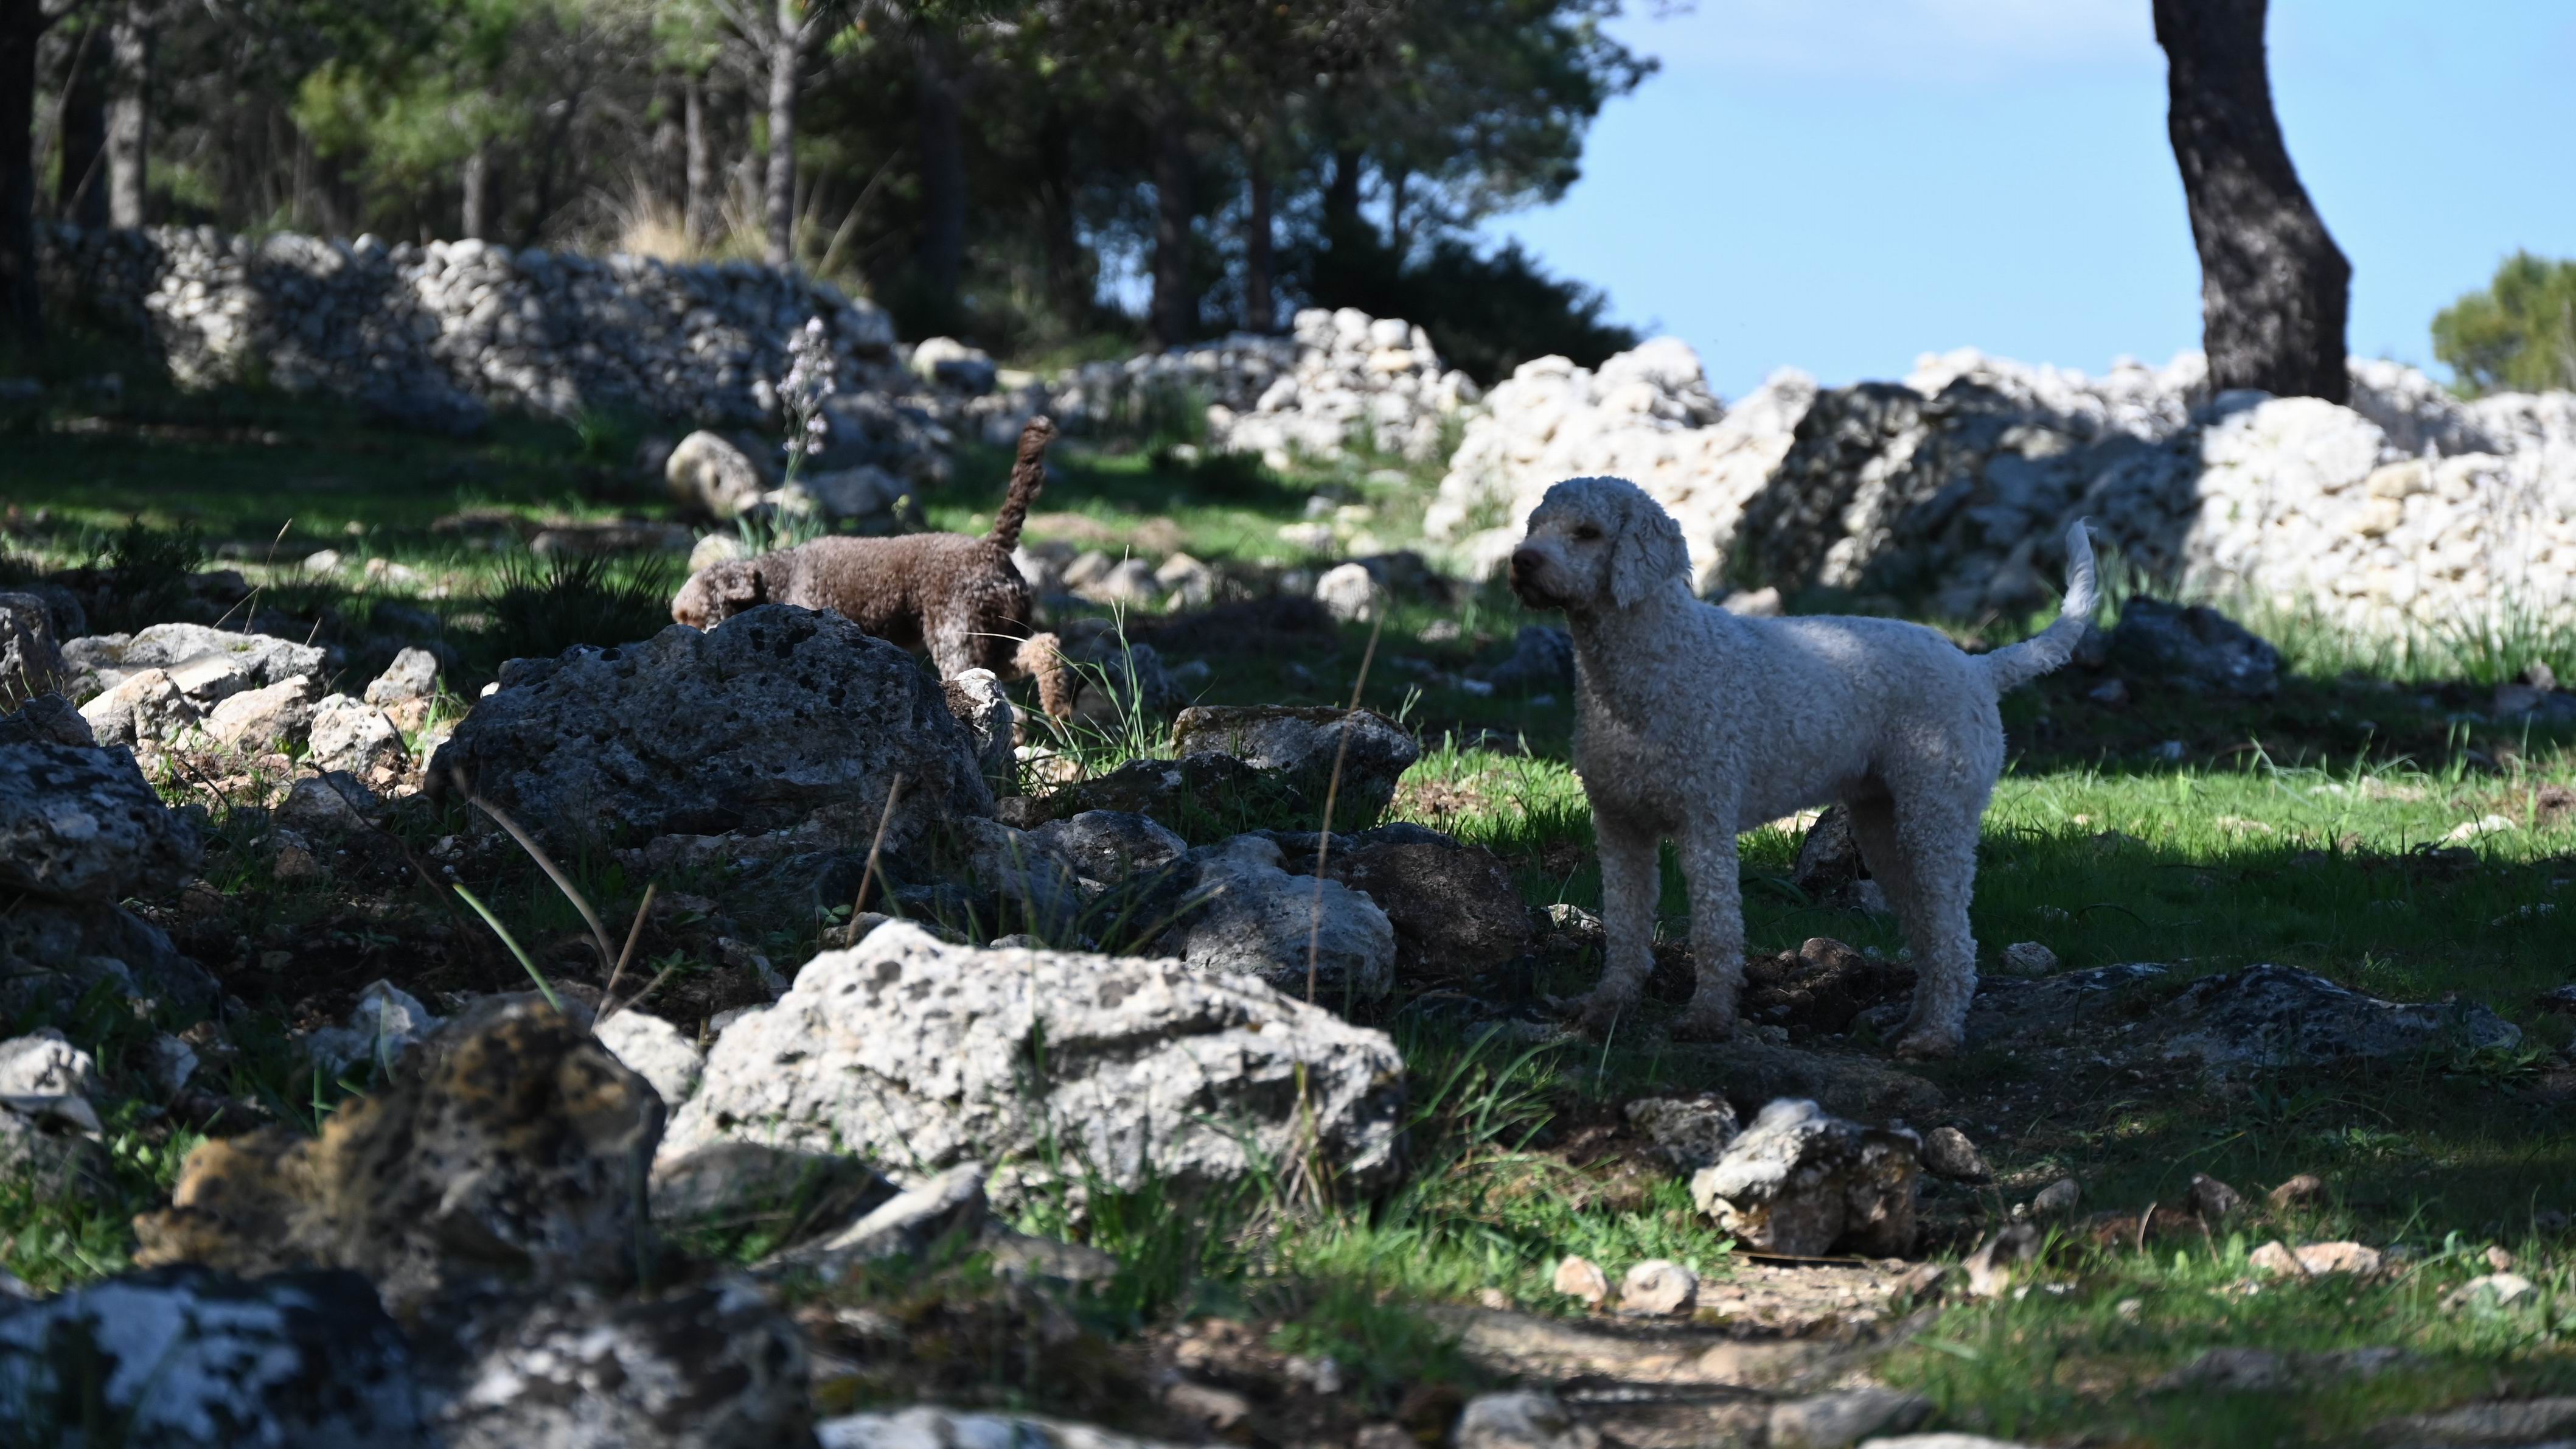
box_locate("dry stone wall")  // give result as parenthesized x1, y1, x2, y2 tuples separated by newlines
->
(1429, 339, 2576, 635)
(42, 224, 901, 433)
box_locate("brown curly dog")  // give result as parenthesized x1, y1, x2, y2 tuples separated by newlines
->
(672, 415, 1073, 717)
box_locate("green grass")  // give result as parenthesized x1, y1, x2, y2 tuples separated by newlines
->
(5, 367, 2575, 1445)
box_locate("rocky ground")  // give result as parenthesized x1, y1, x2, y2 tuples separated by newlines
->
(0, 372, 2573, 1448)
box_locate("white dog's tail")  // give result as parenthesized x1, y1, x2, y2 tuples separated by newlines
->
(1979, 518, 2098, 694)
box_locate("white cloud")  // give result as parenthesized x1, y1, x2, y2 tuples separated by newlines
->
(1625, 0, 2157, 85)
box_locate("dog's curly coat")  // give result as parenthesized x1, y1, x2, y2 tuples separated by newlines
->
(672, 416, 1073, 716)
(1509, 476, 2096, 1058)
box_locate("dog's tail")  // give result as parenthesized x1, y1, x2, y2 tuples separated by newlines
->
(987, 415, 1056, 553)
(1979, 518, 2098, 694)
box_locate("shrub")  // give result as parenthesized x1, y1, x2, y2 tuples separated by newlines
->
(2432, 251, 2576, 396)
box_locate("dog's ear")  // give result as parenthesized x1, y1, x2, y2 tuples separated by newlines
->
(717, 561, 769, 613)
(1608, 492, 1688, 609)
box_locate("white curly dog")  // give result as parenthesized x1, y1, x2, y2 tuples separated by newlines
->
(1508, 476, 2097, 1059)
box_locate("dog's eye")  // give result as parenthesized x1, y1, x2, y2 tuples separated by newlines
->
(1573, 525, 1603, 542)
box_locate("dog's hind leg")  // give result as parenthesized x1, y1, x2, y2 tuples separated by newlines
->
(1869, 790, 1985, 1060)
(1671, 815, 1745, 1040)
(1577, 812, 1662, 1037)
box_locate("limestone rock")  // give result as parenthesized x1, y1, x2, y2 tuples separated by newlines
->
(1169, 704, 1419, 826)
(1623, 1094, 1741, 1173)
(64, 623, 324, 704)
(961, 817, 1087, 941)
(818, 1406, 1186, 1449)
(1689, 1098, 1921, 1257)
(1315, 561, 1379, 623)
(0, 1265, 423, 1447)
(1921, 1126, 1989, 1182)
(429, 605, 991, 849)
(1767, 1387, 1934, 1449)
(596, 1010, 705, 1109)
(1617, 1259, 1697, 1315)
(426, 1276, 811, 1449)
(2247, 1240, 2383, 1279)
(302, 980, 445, 1080)
(1025, 810, 1189, 885)
(666, 430, 773, 518)
(0, 592, 66, 707)
(2153, 965, 2520, 1070)
(307, 694, 407, 777)
(1453, 1390, 1601, 1449)
(1158, 834, 1395, 999)
(77, 666, 197, 745)
(942, 667, 1015, 787)
(1551, 1255, 1609, 1306)
(364, 646, 440, 707)
(136, 996, 662, 1316)
(0, 693, 94, 747)
(0, 741, 201, 901)
(202, 674, 319, 750)
(663, 923, 1405, 1205)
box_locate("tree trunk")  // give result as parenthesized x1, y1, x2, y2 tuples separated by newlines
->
(683, 72, 712, 248)
(911, 35, 964, 319)
(459, 144, 490, 239)
(2153, 0, 2348, 403)
(1244, 141, 1273, 333)
(0, 0, 44, 349)
(1386, 164, 1409, 258)
(1034, 111, 1085, 332)
(1148, 111, 1195, 351)
(57, 23, 106, 228)
(762, 0, 798, 269)
(106, 0, 149, 228)
(1322, 145, 1362, 245)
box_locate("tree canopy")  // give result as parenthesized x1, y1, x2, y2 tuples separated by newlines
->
(2433, 251, 2576, 397)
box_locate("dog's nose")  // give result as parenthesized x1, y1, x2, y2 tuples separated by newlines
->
(1509, 548, 1540, 580)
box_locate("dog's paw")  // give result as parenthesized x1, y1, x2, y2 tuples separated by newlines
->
(1568, 988, 1639, 1038)
(1892, 1027, 1963, 1061)
(1666, 1006, 1738, 1042)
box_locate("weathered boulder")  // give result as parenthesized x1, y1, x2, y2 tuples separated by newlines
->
(302, 980, 444, 1080)
(910, 336, 997, 394)
(663, 923, 1406, 1204)
(1689, 1098, 1921, 1257)
(0, 693, 94, 747)
(1314, 561, 1379, 623)
(665, 430, 773, 518)
(1025, 810, 1188, 885)
(0, 895, 218, 1011)
(1157, 834, 1395, 999)
(596, 1010, 705, 1109)
(0, 592, 66, 707)
(62, 623, 325, 704)
(942, 668, 1015, 786)
(0, 741, 201, 901)
(0, 1265, 425, 1447)
(1454, 1390, 1602, 1449)
(423, 1276, 812, 1449)
(2108, 598, 2282, 698)
(364, 646, 441, 707)
(1168, 705, 1419, 826)
(136, 996, 662, 1316)
(961, 818, 1087, 940)
(1624, 1094, 1741, 1173)
(307, 694, 408, 778)
(76, 666, 198, 745)
(201, 674, 320, 751)
(818, 1407, 1185, 1449)
(1321, 831, 1532, 979)
(0, 1028, 106, 1192)
(428, 605, 992, 849)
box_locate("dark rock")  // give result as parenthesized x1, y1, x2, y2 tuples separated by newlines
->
(0, 741, 202, 901)
(1025, 809, 1188, 884)
(1033, 750, 1294, 831)
(0, 592, 67, 707)
(0, 1265, 424, 1447)
(1155, 834, 1394, 999)
(1326, 834, 1532, 980)
(1169, 704, 1419, 826)
(1744, 937, 1915, 1033)
(428, 604, 991, 850)
(0, 693, 96, 747)
(2109, 598, 2282, 697)
(1480, 626, 1575, 693)
(1791, 807, 1873, 903)
(422, 1277, 812, 1449)
(135, 996, 662, 1317)
(0, 897, 219, 1012)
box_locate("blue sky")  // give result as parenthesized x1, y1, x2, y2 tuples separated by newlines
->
(1485, 0, 2576, 399)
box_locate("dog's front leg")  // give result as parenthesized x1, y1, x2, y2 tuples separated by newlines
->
(1576, 813, 1660, 1036)
(1672, 819, 1744, 1041)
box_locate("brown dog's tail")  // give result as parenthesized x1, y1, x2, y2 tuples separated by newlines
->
(1012, 630, 1073, 720)
(987, 415, 1056, 554)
